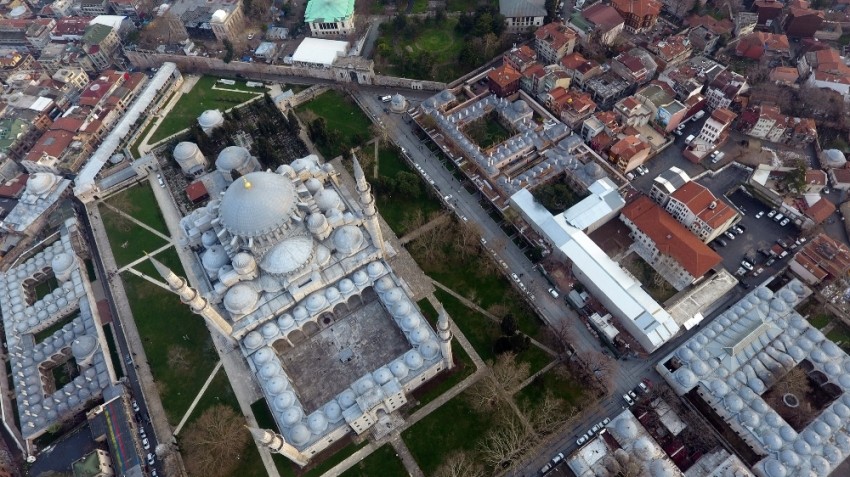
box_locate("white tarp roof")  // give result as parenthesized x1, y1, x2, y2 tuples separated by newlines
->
(74, 62, 177, 198)
(90, 15, 127, 30)
(291, 37, 348, 66)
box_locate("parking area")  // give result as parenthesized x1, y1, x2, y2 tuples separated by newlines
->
(714, 189, 801, 285)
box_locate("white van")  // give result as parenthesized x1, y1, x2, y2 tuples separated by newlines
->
(380, 95, 392, 103)
(711, 152, 725, 164)
(548, 288, 559, 299)
(685, 134, 695, 144)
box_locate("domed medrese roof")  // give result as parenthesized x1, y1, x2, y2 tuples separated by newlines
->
(198, 109, 224, 129)
(219, 172, 298, 239)
(215, 145, 251, 172)
(27, 172, 58, 196)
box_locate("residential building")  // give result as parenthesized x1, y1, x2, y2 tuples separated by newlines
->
(0, 117, 42, 160)
(696, 107, 736, 145)
(664, 181, 738, 243)
(80, 0, 109, 15)
(803, 197, 834, 226)
(613, 95, 653, 127)
(649, 166, 690, 206)
(0, 19, 35, 51)
(536, 65, 572, 97)
(20, 128, 79, 173)
(804, 170, 827, 194)
(609, 135, 650, 172)
(52, 67, 89, 96)
(634, 82, 687, 131)
(621, 196, 722, 290)
(511, 189, 680, 352)
(815, 21, 842, 41)
(305, 0, 352, 37)
(646, 34, 692, 68)
(753, 0, 783, 29)
(504, 45, 538, 73)
(611, 0, 661, 33)
(829, 168, 850, 191)
(738, 105, 817, 145)
(520, 63, 546, 96)
(687, 25, 719, 55)
(42, 0, 74, 18)
(685, 14, 734, 36)
(534, 22, 577, 65)
(108, 0, 143, 21)
(545, 87, 597, 129)
(562, 178, 625, 233)
(800, 48, 850, 100)
(734, 31, 790, 61)
(704, 69, 748, 110)
(82, 24, 119, 71)
(0, 50, 37, 81)
(25, 18, 54, 52)
(500, 0, 547, 33)
(50, 17, 92, 41)
(790, 233, 850, 285)
(782, 1, 824, 38)
(769, 66, 799, 85)
(585, 72, 631, 108)
(560, 52, 602, 88)
(574, 3, 624, 46)
(488, 64, 522, 97)
(580, 110, 620, 142)
(611, 47, 658, 85)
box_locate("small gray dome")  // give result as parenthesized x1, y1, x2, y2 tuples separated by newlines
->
(615, 417, 638, 440)
(632, 437, 655, 461)
(763, 458, 787, 477)
(314, 188, 342, 212)
(290, 424, 311, 445)
(243, 331, 263, 349)
(338, 390, 356, 408)
(51, 253, 74, 274)
(390, 360, 409, 378)
(260, 235, 315, 276)
(332, 226, 364, 255)
(223, 283, 259, 315)
(404, 350, 424, 370)
(202, 245, 229, 271)
(307, 412, 328, 434)
(71, 335, 97, 359)
(198, 109, 224, 129)
(824, 149, 846, 167)
(273, 391, 296, 411)
(281, 406, 303, 426)
(174, 141, 201, 161)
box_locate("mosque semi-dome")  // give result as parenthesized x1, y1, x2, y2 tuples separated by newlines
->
(260, 235, 315, 276)
(219, 172, 298, 240)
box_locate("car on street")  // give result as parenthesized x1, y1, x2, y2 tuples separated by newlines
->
(540, 452, 565, 475)
(774, 213, 785, 222)
(576, 434, 588, 446)
(132, 399, 140, 413)
(715, 238, 727, 247)
(142, 438, 150, 450)
(511, 273, 519, 282)
(147, 453, 155, 465)
(638, 382, 649, 394)
(480, 237, 487, 245)
(624, 393, 634, 406)
(766, 257, 776, 266)
(591, 423, 601, 433)
(685, 134, 695, 144)
(461, 215, 468, 222)
(674, 129, 683, 136)
(755, 211, 764, 219)
(724, 231, 736, 240)
(601, 417, 611, 426)
(767, 209, 777, 218)
(741, 260, 754, 271)
(780, 217, 790, 226)
(732, 226, 744, 235)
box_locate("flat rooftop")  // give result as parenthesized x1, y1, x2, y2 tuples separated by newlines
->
(278, 298, 411, 413)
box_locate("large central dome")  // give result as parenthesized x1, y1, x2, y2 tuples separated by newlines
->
(219, 171, 298, 239)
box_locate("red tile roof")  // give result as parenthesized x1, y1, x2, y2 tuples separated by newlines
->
(685, 14, 734, 35)
(669, 181, 737, 229)
(0, 174, 28, 199)
(535, 22, 577, 51)
(804, 197, 835, 224)
(582, 3, 624, 30)
(24, 129, 74, 161)
(794, 233, 850, 280)
(610, 135, 649, 160)
(612, 0, 661, 17)
(186, 181, 209, 202)
(622, 196, 722, 277)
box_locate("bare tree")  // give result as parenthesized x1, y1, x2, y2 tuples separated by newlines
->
(528, 391, 575, 435)
(455, 220, 482, 260)
(492, 352, 531, 392)
(478, 415, 532, 469)
(434, 451, 486, 477)
(467, 375, 505, 412)
(182, 405, 250, 477)
(583, 350, 616, 393)
(547, 319, 579, 359)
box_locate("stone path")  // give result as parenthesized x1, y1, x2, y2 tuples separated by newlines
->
(118, 243, 174, 273)
(99, 201, 172, 242)
(397, 213, 450, 245)
(173, 360, 223, 435)
(389, 436, 425, 477)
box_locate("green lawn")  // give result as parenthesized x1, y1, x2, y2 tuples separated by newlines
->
(121, 265, 217, 424)
(410, 0, 427, 12)
(34, 313, 79, 343)
(435, 290, 549, 374)
(128, 119, 157, 159)
(410, 339, 475, 410)
(100, 207, 168, 267)
(339, 445, 407, 477)
(301, 441, 369, 477)
(827, 323, 850, 352)
(402, 390, 495, 476)
(33, 275, 59, 301)
(515, 365, 586, 412)
(102, 323, 124, 379)
(149, 75, 261, 144)
(371, 146, 442, 235)
(106, 184, 170, 234)
(465, 114, 513, 150)
(809, 313, 834, 329)
(296, 89, 372, 159)
(374, 18, 468, 81)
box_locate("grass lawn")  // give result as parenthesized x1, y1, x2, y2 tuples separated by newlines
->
(515, 365, 586, 413)
(622, 254, 677, 304)
(149, 75, 261, 144)
(375, 18, 468, 81)
(809, 313, 834, 329)
(128, 119, 157, 159)
(102, 323, 124, 379)
(369, 146, 442, 235)
(339, 444, 407, 477)
(410, 339, 475, 410)
(827, 322, 850, 352)
(34, 313, 78, 343)
(296, 89, 372, 159)
(301, 441, 369, 477)
(100, 206, 168, 267)
(106, 183, 170, 234)
(121, 264, 217, 424)
(402, 389, 495, 475)
(435, 289, 549, 374)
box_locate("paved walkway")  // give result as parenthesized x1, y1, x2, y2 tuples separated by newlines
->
(137, 74, 200, 155)
(99, 201, 172, 242)
(174, 361, 223, 435)
(398, 213, 450, 245)
(389, 436, 425, 477)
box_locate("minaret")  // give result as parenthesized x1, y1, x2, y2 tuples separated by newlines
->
(149, 256, 234, 338)
(352, 154, 386, 256)
(246, 426, 309, 467)
(436, 304, 454, 370)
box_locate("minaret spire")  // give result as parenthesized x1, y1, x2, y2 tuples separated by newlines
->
(436, 303, 454, 370)
(149, 255, 234, 338)
(245, 426, 309, 466)
(352, 154, 386, 256)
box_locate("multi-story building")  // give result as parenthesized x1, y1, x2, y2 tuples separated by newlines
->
(500, 0, 547, 33)
(25, 18, 55, 52)
(580, 110, 620, 142)
(799, 47, 850, 100)
(585, 72, 631, 108)
(545, 87, 596, 129)
(611, 48, 658, 86)
(739, 105, 818, 145)
(0, 50, 37, 81)
(609, 135, 650, 172)
(82, 23, 119, 71)
(0, 117, 43, 160)
(657, 56, 725, 102)
(52, 67, 90, 96)
(734, 31, 790, 61)
(664, 181, 738, 243)
(782, 0, 823, 38)
(634, 82, 687, 132)
(488, 64, 522, 97)
(575, 3, 624, 46)
(50, 17, 92, 41)
(611, 0, 661, 33)
(560, 52, 601, 88)
(649, 166, 690, 206)
(646, 34, 692, 69)
(695, 107, 736, 145)
(211, 5, 247, 40)
(80, 0, 109, 15)
(704, 69, 748, 110)
(534, 22, 578, 65)
(687, 25, 719, 55)
(504, 45, 538, 73)
(621, 196, 722, 290)
(108, 0, 143, 21)
(753, 0, 783, 29)
(613, 95, 653, 127)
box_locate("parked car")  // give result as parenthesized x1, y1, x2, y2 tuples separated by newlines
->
(755, 211, 764, 219)
(638, 382, 649, 394)
(624, 393, 635, 406)
(774, 213, 785, 222)
(724, 231, 736, 240)
(780, 217, 790, 226)
(715, 238, 728, 247)
(733, 226, 744, 235)
(142, 438, 150, 450)
(766, 257, 776, 266)
(685, 134, 695, 144)
(711, 152, 725, 164)
(540, 452, 565, 475)
(132, 400, 140, 413)
(576, 434, 589, 446)
(767, 209, 777, 218)
(601, 417, 611, 425)
(147, 453, 155, 465)
(737, 224, 747, 232)
(741, 260, 754, 271)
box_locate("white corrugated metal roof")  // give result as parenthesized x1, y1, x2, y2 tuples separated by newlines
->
(291, 38, 348, 66)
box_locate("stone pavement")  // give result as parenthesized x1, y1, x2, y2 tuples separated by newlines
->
(397, 213, 450, 245)
(173, 361, 223, 436)
(389, 436, 424, 477)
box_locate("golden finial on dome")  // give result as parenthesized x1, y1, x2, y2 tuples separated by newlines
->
(243, 176, 252, 189)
